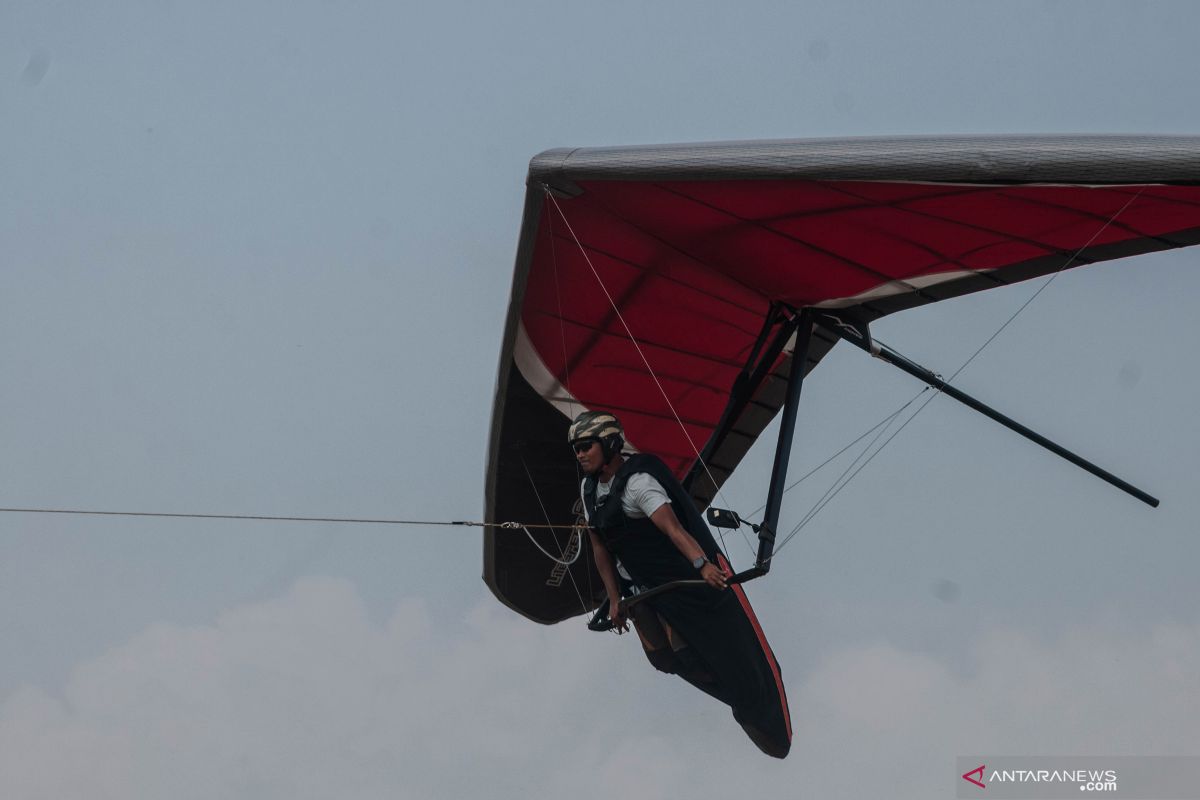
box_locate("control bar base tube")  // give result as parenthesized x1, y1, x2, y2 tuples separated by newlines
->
(587, 568, 767, 630)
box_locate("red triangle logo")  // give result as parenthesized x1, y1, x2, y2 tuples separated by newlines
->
(962, 765, 986, 788)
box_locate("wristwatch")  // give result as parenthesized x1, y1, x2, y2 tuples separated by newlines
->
(692, 556, 708, 570)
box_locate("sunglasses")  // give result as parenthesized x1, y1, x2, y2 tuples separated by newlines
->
(572, 439, 598, 455)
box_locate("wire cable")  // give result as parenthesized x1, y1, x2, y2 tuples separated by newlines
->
(741, 389, 929, 521)
(765, 189, 1149, 561)
(0, 507, 567, 529)
(545, 189, 755, 559)
(519, 456, 592, 621)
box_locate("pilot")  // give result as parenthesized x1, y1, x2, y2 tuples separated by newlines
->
(570, 410, 729, 632)
(569, 409, 788, 758)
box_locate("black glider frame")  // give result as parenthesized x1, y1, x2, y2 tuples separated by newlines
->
(701, 305, 1160, 582)
(685, 305, 819, 581)
(590, 303, 1159, 631)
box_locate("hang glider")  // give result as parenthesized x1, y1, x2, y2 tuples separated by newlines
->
(482, 135, 1200, 753)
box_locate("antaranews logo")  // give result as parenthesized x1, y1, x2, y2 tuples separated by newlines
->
(961, 764, 1117, 792)
(957, 756, 1200, 799)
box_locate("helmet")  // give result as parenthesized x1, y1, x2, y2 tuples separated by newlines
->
(568, 410, 625, 460)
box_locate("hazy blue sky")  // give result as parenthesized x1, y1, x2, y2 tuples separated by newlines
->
(3, 1, 1199, 797)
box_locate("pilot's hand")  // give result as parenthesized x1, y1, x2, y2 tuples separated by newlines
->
(700, 561, 729, 590)
(608, 599, 629, 633)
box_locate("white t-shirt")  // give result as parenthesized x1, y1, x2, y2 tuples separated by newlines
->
(580, 470, 671, 524)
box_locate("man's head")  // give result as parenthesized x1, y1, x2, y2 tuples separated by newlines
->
(568, 410, 625, 474)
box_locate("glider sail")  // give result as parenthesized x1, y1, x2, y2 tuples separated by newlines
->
(486, 135, 1200, 626)
(483, 136, 1200, 756)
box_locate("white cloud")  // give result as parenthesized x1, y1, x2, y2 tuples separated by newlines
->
(2, 578, 1198, 799)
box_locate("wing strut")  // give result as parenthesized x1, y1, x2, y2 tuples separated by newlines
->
(755, 307, 815, 572)
(705, 307, 816, 584)
(813, 310, 1160, 508)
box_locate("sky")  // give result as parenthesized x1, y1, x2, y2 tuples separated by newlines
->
(2, 1, 1199, 797)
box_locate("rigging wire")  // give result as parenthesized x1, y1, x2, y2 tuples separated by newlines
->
(544, 194, 741, 565)
(764, 188, 1149, 562)
(544, 188, 755, 560)
(0, 507, 567, 528)
(517, 526, 589, 591)
(569, 461, 598, 614)
(788, 402, 908, 537)
(770, 384, 925, 560)
(544, 195, 593, 602)
(546, 202, 580, 422)
(935, 188, 1147, 388)
(740, 389, 930, 521)
(547, 193, 738, 569)
(525, 208, 595, 602)
(519, 456, 592, 620)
